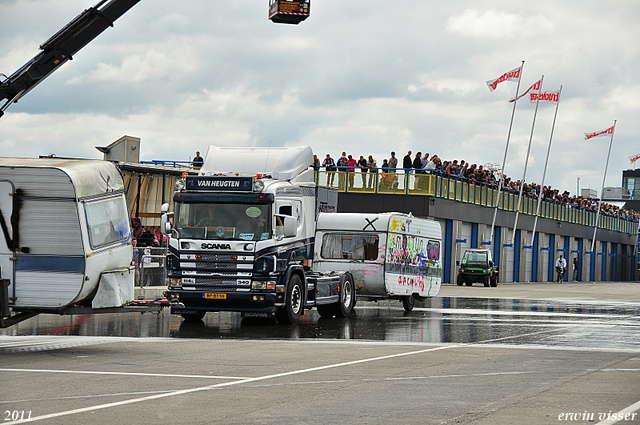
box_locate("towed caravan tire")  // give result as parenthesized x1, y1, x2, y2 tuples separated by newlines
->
(402, 294, 415, 312)
(275, 274, 304, 324)
(181, 311, 206, 321)
(334, 273, 356, 318)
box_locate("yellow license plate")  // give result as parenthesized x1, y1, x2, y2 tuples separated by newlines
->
(204, 293, 227, 300)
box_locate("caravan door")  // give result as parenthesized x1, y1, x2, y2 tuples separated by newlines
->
(0, 181, 14, 292)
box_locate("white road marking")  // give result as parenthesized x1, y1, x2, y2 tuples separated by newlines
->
(0, 368, 248, 381)
(0, 390, 178, 404)
(421, 307, 636, 319)
(595, 399, 640, 425)
(4, 326, 574, 424)
(5, 344, 460, 424)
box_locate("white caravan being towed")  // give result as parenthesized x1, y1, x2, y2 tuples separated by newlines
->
(313, 212, 442, 311)
(0, 158, 136, 327)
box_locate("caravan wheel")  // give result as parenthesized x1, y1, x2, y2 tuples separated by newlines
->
(402, 295, 415, 312)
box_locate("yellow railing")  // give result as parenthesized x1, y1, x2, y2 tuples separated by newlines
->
(315, 170, 638, 235)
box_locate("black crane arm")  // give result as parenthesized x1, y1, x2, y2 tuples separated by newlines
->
(0, 0, 141, 117)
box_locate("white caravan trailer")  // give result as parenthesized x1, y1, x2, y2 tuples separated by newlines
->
(313, 212, 442, 310)
(0, 158, 136, 326)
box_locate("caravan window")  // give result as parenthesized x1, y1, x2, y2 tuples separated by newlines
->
(321, 233, 379, 261)
(85, 196, 130, 249)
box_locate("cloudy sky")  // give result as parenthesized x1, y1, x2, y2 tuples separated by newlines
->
(1, 0, 639, 195)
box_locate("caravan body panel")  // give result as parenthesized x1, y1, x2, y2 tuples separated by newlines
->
(313, 213, 442, 298)
(0, 158, 132, 309)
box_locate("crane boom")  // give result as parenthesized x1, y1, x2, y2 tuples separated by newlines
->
(0, 0, 141, 118)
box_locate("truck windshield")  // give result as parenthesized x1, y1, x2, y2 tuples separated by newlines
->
(174, 203, 272, 241)
(461, 251, 488, 265)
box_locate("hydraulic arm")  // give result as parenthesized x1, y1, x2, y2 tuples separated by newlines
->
(0, 0, 141, 118)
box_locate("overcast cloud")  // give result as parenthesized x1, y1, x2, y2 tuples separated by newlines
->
(1, 0, 639, 195)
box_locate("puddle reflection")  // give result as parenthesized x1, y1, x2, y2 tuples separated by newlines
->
(2, 297, 639, 351)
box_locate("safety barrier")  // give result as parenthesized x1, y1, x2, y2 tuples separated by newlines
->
(133, 247, 167, 287)
(315, 168, 638, 235)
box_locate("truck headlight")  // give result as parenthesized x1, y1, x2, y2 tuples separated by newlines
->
(251, 281, 276, 290)
(175, 179, 185, 190)
(168, 278, 182, 288)
(253, 179, 265, 192)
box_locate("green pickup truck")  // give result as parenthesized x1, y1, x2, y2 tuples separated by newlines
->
(456, 248, 498, 287)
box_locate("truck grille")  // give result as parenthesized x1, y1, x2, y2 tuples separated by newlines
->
(195, 262, 237, 270)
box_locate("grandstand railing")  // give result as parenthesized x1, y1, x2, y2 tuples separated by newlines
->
(314, 168, 639, 235)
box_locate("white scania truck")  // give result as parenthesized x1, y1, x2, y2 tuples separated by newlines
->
(163, 146, 442, 323)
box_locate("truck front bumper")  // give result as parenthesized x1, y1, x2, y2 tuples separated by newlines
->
(165, 289, 282, 314)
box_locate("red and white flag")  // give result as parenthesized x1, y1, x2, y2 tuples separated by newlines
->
(584, 126, 614, 140)
(486, 65, 522, 92)
(529, 90, 560, 104)
(630, 154, 640, 163)
(509, 79, 541, 103)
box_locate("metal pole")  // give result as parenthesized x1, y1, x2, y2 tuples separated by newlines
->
(531, 85, 562, 242)
(490, 60, 525, 246)
(590, 120, 617, 252)
(511, 76, 544, 246)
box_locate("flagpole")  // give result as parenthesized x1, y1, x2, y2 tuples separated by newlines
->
(511, 76, 544, 246)
(531, 85, 563, 242)
(590, 120, 617, 252)
(490, 60, 525, 246)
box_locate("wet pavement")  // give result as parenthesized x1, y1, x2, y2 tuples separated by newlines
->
(1, 282, 640, 424)
(2, 282, 640, 353)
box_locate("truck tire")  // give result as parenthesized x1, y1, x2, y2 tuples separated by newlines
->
(490, 275, 498, 287)
(483, 275, 490, 287)
(334, 273, 355, 318)
(181, 311, 206, 321)
(275, 274, 304, 324)
(456, 275, 464, 286)
(402, 295, 415, 312)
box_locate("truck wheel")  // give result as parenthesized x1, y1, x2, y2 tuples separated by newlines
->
(456, 275, 464, 286)
(181, 311, 206, 321)
(402, 295, 415, 312)
(334, 273, 355, 318)
(483, 276, 490, 287)
(275, 274, 304, 324)
(490, 275, 498, 287)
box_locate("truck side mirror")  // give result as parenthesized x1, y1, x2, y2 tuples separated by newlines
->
(160, 203, 174, 236)
(489, 260, 493, 267)
(283, 216, 297, 238)
(456, 260, 460, 267)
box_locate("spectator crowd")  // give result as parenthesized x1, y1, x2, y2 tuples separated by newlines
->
(131, 217, 166, 247)
(312, 150, 640, 222)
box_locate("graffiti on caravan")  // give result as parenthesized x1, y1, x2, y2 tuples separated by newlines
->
(385, 233, 441, 292)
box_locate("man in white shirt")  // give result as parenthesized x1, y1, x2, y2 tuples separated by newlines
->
(555, 255, 567, 283)
(366, 155, 377, 189)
